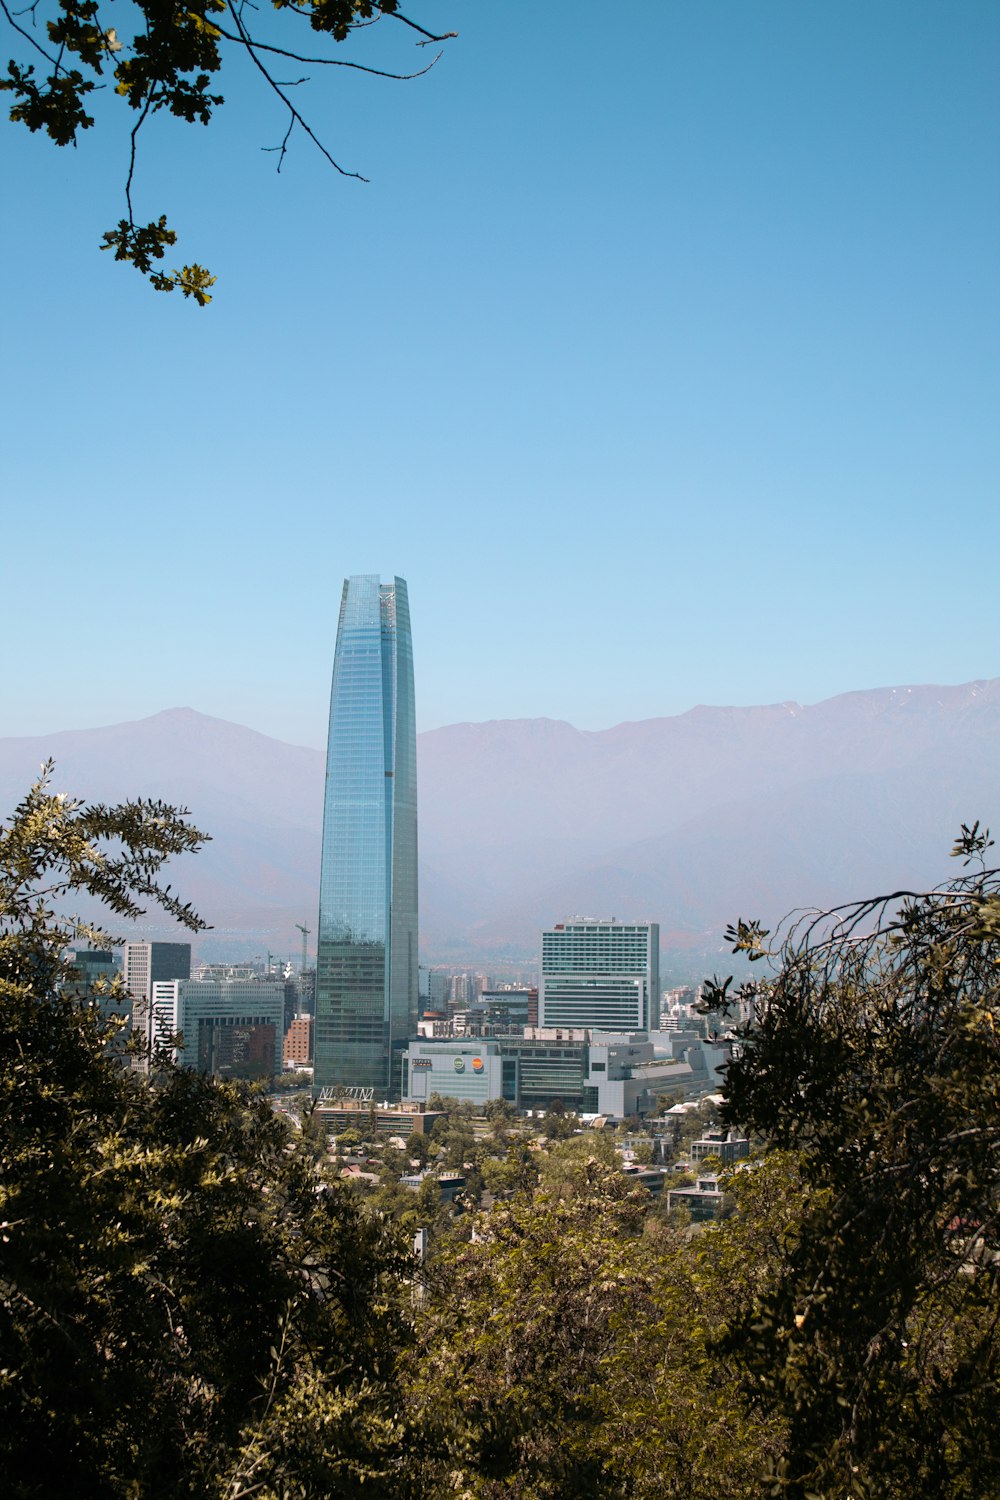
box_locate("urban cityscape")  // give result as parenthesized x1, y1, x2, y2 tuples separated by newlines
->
(3, 1, 997, 1494)
(66, 574, 747, 1228)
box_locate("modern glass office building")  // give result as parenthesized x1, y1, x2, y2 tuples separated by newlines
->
(314, 576, 418, 1095)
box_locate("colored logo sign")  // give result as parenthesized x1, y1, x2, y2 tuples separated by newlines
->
(453, 1056, 466, 1073)
(472, 1057, 484, 1073)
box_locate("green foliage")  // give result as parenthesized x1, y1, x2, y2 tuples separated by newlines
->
(407, 1156, 775, 1498)
(713, 838, 1000, 1497)
(2, 0, 456, 298)
(0, 767, 413, 1497)
(404, 1129, 430, 1167)
(10, 764, 998, 1497)
(101, 217, 216, 303)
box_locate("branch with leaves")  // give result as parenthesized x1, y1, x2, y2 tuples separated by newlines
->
(1, 0, 457, 302)
(708, 827, 1000, 1496)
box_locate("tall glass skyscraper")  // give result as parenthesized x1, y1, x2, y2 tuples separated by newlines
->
(314, 576, 418, 1096)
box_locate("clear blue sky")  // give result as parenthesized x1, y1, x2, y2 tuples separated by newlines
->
(2, 1, 997, 748)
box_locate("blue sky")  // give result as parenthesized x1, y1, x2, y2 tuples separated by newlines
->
(2, 1, 997, 748)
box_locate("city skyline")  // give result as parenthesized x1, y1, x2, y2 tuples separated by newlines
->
(314, 575, 418, 1095)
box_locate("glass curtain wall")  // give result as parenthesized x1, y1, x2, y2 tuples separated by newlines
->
(314, 576, 418, 1095)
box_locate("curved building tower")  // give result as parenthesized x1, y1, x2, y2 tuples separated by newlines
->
(314, 576, 418, 1097)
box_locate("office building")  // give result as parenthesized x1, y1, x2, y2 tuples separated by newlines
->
(539, 920, 659, 1032)
(123, 940, 191, 1066)
(401, 1028, 688, 1118)
(64, 949, 130, 1040)
(151, 975, 285, 1079)
(65, 948, 117, 993)
(283, 1014, 313, 1068)
(314, 575, 418, 1096)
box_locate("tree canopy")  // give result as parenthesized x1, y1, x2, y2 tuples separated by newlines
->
(2, 0, 456, 301)
(0, 766, 413, 1497)
(707, 823, 1000, 1497)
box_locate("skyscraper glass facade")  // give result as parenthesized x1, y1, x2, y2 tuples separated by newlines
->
(314, 576, 418, 1095)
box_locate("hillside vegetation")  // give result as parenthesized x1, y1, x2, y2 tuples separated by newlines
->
(2, 772, 999, 1497)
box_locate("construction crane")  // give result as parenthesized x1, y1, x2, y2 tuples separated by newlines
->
(295, 923, 311, 976)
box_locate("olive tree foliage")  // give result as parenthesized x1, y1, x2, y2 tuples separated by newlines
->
(704, 824, 1000, 1499)
(0, 765, 414, 1498)
(406, 1143, 778, 1500)
(1, 0, 456, 301)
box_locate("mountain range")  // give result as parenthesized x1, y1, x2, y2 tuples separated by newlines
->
(1, 678, 997, 973)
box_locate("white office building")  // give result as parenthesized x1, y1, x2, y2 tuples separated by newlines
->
(123, 941, 191, 1068)
(539, 919, 660, 1033)
(151, 975, 285, 1079)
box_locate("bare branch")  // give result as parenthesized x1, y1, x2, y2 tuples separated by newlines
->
(210, 19, 443, 78)
(0, 0, 59, 66)
(223, 0, 367, 181)
(125, 86, 157, 226)
(387, 6, 457, 44)
(262, 110, 295, 171)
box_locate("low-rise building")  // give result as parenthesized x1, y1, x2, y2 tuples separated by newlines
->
(690, 1129, 750, 1166)
(401, 1028, 708, 1120)
(666, 1174, 725, 1222)
(314, 1099, 447, 1139)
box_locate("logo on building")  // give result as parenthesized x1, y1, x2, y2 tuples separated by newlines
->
(453, 1056, 466, 1073)
(472, 1056, 484, 1073)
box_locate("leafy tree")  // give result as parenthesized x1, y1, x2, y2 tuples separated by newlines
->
(2, 1, 457, 299)
(482, 1097, 517, 1126)
(404, 1129, 430, 1168)
(406, 1155, 774, 1498)
(271, 1069, 311, 1092)
(299, 1095, 332, 1159)
(479, 1137, 541, 1201)
(0, 767, 413, 1497)
(707, 825, 1000, 1498)
(540, 1099, 577, 1140)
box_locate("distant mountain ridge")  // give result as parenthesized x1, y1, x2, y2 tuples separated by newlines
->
(0, 681, 997, 964)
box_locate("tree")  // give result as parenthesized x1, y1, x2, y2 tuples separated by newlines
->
(2, 1, 456, 300)
(0, 766, 414, 1497)
(706, 824, 1000, 1498)
(405, 1129, 431, 1168)
(405, 1152, 774, 1498)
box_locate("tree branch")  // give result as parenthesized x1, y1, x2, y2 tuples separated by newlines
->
(210, 20, 443, 78)
(224, 0, 367, 181)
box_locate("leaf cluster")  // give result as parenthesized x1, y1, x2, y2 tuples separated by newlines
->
(0, 766, 415, 1497)
(2, 0, 455, 297)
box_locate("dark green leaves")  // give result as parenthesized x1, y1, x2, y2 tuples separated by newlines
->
(1, 61, 95, 144)
(100, 218, 216, 303)
(4, 0, 454, 300)
(716, 838, 1000, 1496)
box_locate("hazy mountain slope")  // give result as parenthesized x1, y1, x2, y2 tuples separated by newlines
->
(418, 681, 1000, 921)
(473, 753, 1000, 954)
(0, 711, 325, 955)
(1, 681, 996, 960)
